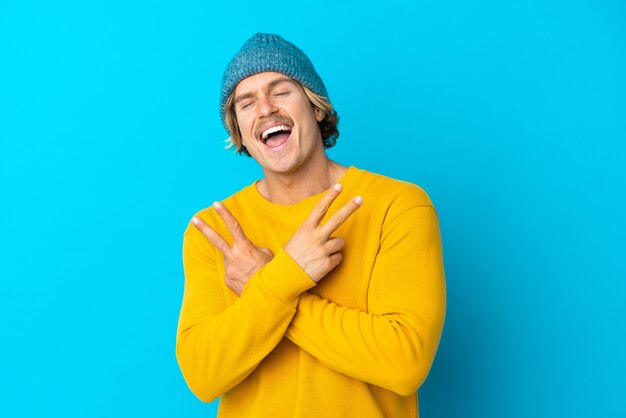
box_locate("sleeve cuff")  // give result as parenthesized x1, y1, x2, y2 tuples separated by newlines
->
(250, 249, 316, 308)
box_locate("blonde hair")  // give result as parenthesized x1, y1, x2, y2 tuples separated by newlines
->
(224, 84, 339, 156)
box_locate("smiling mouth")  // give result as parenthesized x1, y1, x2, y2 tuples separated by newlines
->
(259, 124, 292, 147)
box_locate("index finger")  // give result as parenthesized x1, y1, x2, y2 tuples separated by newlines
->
(213, 201, 249, 243)
(320, 196, 364, 238)
(191, 216, 231, 255)
(305, 183, 344, 226)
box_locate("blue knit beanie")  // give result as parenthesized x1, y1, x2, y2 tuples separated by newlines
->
(220, 33, 329, 128)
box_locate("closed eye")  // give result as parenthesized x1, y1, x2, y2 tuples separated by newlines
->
(240, 101, 255, 111)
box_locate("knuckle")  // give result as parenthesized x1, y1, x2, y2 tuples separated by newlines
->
(322, 259, 332, 270)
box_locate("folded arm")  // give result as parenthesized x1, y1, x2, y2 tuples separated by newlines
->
(286, 206, 447, 395)
(176, 223, 314, 402)
(176, 185, 363, 402)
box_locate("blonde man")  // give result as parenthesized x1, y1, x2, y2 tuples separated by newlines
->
(176, 33, 446, 418)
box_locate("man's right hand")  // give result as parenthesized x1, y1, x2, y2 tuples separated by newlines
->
(284, 184, 363, 283)
(192, 202, 274, 296)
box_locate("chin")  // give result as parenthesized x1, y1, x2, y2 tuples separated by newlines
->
(264, 160, 301, 175)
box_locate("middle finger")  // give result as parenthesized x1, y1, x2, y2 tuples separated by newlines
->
(320, 196, 364, 238)
(213, 201, 248, 243)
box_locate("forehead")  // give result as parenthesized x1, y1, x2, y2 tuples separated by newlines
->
(234, 72, 298, 97)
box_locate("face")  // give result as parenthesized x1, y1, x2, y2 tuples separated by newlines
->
(233, 72, 325, 176)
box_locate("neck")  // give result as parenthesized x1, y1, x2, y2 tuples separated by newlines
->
(257, 158, 348, 205)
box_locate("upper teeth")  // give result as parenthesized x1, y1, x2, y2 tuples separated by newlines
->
(261, 125, 291, 140)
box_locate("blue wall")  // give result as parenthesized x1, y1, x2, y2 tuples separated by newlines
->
(1, 1, 624, 416)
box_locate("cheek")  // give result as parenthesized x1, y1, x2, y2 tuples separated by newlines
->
(241, 134, 255, 150)
(236, 117, 254, 142)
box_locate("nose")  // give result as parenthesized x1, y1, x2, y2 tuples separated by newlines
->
(256, 94, 278, 117)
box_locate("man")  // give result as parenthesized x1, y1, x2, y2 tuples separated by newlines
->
(176, 33, 446, 418)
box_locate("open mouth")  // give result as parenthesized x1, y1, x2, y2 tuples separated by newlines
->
(259, 124, 292, 148)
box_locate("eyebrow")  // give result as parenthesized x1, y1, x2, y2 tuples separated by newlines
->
(234, 77, 296, 104)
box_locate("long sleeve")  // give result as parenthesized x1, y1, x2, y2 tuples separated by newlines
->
(285, 206, 446, 396)
(176, 216, 315, 402)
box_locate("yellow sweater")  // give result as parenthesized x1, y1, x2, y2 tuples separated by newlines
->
(176, 167, 446, 418)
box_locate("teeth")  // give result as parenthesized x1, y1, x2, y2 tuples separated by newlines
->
(261, 125, 291, 140)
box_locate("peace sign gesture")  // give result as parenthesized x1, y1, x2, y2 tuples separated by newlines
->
(284, 183, 363, 283)
(192, 202, 273, 296)
(192, 183, 363, 294)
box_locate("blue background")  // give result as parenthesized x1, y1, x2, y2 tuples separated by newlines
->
(1, 0, 624, 416)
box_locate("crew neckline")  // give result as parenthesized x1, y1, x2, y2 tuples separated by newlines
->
(243, 166, 361, 218)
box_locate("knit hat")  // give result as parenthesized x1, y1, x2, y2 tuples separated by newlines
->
(220, 33, 329, 128)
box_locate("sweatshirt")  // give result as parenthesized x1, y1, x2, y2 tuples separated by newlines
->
(176, 166, 446, 418)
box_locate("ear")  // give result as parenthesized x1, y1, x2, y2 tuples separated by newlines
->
(315, 107, 325, 122)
